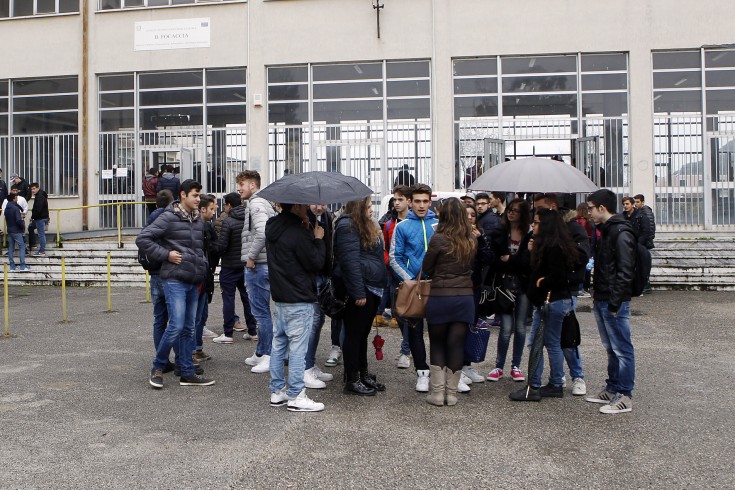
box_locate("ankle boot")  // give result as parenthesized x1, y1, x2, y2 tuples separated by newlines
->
(426, 365, 445, 406)
(344, 371, 376, 396)
(445, 368, 461, 406)
(360, 370, 386, 392)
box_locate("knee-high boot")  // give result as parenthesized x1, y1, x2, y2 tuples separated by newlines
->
(445, 368, 461, 406)
(426, 365, 445, 406)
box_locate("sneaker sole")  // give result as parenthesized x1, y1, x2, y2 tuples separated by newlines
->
(486, 377, 501, 382)
(212, 340, 234, 344)
(572, 390, 587, 396)
(600, 406, 632, 414)
(149, 380, 163, 389)
(304, 383, 326, 389)
(287, 405, 325, 412)
(179, 380, 216, 386)
(511, 377, 525, 382)
(270, 400, 288, 407)
(324, 360, 339, 367)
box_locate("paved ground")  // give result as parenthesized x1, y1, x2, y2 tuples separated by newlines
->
(1, 286, 734, 489)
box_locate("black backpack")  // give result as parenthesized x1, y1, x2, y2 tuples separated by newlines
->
(617, 226, 652, 297)
(137, 248, 161, 271)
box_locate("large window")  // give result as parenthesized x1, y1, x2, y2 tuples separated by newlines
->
(0, 76, 78, 196)
(0, 0, 78, 17)
(98, 0, 234, 10)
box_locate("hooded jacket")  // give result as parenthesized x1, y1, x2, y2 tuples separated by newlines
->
(216, 205, 246, 269)
(265, 211, 325, 303)
(135, 202, 208, 285)
(389, 210, 438, 282)
(592, 213, 636, 311)
(4, 201, 24, 234)
(31, 189, 49, 221)
(241, 192, 277, 264)
(155, 173, 180, 197)
(332, 215, 386, 300)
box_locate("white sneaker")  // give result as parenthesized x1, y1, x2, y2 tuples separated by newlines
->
(460, 371, 474, 385)
(561, 375, 567, 388)
(396, 353, 411, 369)
(242, 332, 258, 341)
(458, 378, 471, 393)
(462, 366, 485, 383)
(303, 368, 327, 389)
(311, 365, 333, 382)
(244, 352, 261, 366)
(415, 370, 430, 392)
(324, 346, 341, 367)
(270, 386, 288, 407)
(571, 377, 587, 396)
(251, 355, 270, 374)
(212, 334, 233, 344)
(202, 327, 217, 338)
(287, 389, 325, 412)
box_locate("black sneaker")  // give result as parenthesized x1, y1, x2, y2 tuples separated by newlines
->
(509, 386, 541, 402)
(539, 384, 564, 398)
(162, 362, 176, 374)
(180, 374, 215, 386)
(174, 365, 204, 377)
(149, 369, 164, 389)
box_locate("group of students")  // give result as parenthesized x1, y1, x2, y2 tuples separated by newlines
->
(2, 175, 50, 271)
(137, 174, 638, 415)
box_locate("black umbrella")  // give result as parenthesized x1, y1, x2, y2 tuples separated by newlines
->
(257, 171, 373, 205)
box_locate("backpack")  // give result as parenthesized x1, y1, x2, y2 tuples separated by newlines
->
(560, 311, 581, 349)
(137, 248, 161, 271)
(617, 226, 652, 297)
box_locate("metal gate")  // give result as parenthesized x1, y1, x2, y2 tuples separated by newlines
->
(708, 131, 735, 226)
(313, 138, 385, 206)
(482, 137, 506, 175)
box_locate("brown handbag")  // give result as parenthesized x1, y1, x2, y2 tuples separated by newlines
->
(395, 269, 431, 319)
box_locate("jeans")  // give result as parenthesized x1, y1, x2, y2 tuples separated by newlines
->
(398, 317, 428, 371)
(528, 298, 573, 389)
(564, 296, 584, 379)
(194, 288, 208, 352)
(7, 232, 26, 269)
(220, 266, 255, 336)
(306, 275, 327, 370)
(496, 293, 530, 369)
(593, 300, 635, 396)
(270, 302, 315, 398)
(245, 264, 273, 356)
(150, 274, 169, 350)
(28, 218, 48, 253)
(153, 280, 198, 376)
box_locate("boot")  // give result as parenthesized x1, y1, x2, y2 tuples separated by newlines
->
(360, 370, 386, 392)
(445, 368, 462, 406)
(426, 365, 445, 406)
(344, 371, 376, 396)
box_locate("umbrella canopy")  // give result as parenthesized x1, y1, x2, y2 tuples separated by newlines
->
(469, 157, 598, 193)
(257, 171, 373, 205)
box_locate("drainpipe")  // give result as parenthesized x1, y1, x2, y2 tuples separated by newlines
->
(81, 0, 89, 230)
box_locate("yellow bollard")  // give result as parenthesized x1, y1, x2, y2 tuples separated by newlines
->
(117, 204, 122, 248)
(144, 270, 151, 303)
(61, 257, 68, 323)
(4, 264, 9, 336)
(107, 251, 112, 312)
(56, 209, 62, 247)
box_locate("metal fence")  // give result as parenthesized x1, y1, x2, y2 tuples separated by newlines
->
(0, 133, 78, 196)
(268, 122, 432, 208)
(98, 127, 247, 229)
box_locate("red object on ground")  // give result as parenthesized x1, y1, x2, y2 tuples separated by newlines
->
(372, 334, 384, 360)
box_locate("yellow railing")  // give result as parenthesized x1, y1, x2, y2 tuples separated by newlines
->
(48, 201, 149, 249)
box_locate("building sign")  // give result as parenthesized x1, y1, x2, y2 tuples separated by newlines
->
(134, 18, 210, 51)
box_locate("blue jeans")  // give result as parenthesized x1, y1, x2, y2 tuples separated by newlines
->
(7, 232, 26, 269)
(593, 300, 635, 396)
(245, 264, 273, 356)
(28, 219, 48, 253)
(220, 266, 256, 336)
(306, 275, 327, 370)
(153, 280, 198, 376)
(529, 298, 573, 389)
(150, 274, 169, 350)
(564, 296, 584, 379)
(270, 302, 315, 398)
(194, 288, 208, 352)
(496, 293, 530, 369)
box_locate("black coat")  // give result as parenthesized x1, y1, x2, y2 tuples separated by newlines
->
(629, 206, 655, 249)
(307, 208, 334, 275)
(215, 205, 246, 269)
(494, 228, 532, 291)
(527, 246, 573, 307)
(135, 204, 208, 285)
(31, 189, 49, 221)
(15, 178, 31, 201)
(332, 215, 387, 301)
(592, 214, 636, 311)
(265, 212, 325, 303)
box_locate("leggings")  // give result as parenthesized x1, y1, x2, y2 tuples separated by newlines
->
(428, 322, 468, 373)
(342, 292, 379, 375)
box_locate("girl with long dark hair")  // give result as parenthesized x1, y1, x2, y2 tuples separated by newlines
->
(510, 208, 578, 402)
(421, 198, 477, 406)
(333, 197, 387, 396)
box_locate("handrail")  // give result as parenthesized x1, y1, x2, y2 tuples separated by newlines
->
(49, 201, 149, 249)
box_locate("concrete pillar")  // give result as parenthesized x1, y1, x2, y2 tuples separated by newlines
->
(627, 47, 656, 206)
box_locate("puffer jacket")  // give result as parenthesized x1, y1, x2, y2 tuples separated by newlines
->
(332, 215, 387, 300)
(630, 205, 656, 249)
(389, 210, 438, 282)
(4, 201, 24, 234)
(420, 232, 474, 296)
(216, 205, 246, 269)
(144, 207, 167, 275)
(214, 208, 229, 237)
(241, 193, 277, 264)
(156, 173, 180, 196)
(592, 213, 636, 311)
(135, 202, 208, 285)
(265, 211, 325, 303)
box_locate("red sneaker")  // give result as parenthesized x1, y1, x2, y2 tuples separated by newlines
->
(486, 368, 503, 381)
(510, 366, 525, 382)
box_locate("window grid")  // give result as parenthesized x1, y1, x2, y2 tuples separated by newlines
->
(0, 0, 79, 18)
(97, 0, 240, 11)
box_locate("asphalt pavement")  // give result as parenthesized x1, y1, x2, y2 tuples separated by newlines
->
(1, 286, 734, 489)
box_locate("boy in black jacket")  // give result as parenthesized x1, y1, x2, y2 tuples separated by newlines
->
(193, 194, 218, 362)
(28, 183, 49, 256)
